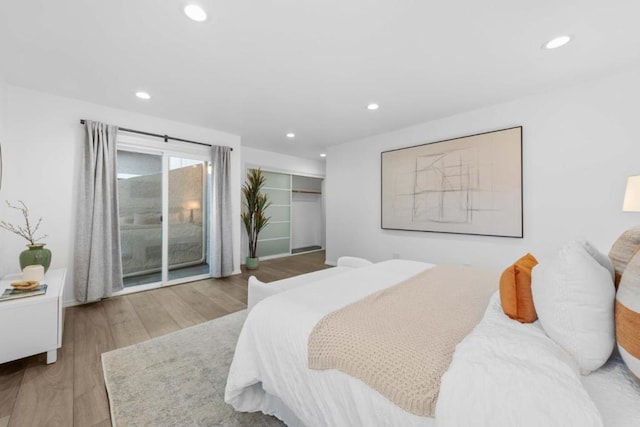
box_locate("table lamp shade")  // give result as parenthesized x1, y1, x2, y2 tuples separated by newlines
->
(623, 176, 640, 212)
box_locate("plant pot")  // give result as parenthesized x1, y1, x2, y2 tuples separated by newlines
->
(19, 243, 52, 272)
(245, 257, 259, 270)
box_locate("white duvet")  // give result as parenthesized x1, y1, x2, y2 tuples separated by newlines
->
(437, 293, 604, 427)
(226, 261, 640, 427)
(225, 260, 436, 426)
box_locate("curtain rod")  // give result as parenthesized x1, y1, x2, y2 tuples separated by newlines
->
(79, 119, 233, 151)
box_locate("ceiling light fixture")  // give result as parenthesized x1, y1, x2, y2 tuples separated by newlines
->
(320, 153, 327, 158)
(286, 133, 295, 139)
(367, 103, 379, 111)
(543, 35, 572, 50)
(184, 4, 207, 22)
(135, 91, 151, 100)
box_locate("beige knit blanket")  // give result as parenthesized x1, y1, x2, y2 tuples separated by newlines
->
(307, 265, 499, 417)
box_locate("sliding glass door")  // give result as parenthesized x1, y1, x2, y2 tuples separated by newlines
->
(117, 151, 164, 287)
(167, 156, 208, 281)
(116, 146, 211, 290)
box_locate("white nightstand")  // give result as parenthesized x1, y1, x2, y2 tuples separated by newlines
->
(0, 268, 66, 364)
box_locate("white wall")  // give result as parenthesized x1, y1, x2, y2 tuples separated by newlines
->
(326, 67, 640, 268)
(0, 72, 6, 141)
(0, 86, 242, 306)
(241, 146, 326, 260)
(242, 147, 325, 178)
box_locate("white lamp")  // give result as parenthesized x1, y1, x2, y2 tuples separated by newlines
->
(184, 200, 201, 223)
(623, 175, 640, 212)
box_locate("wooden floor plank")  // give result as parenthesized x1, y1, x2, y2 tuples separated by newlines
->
(9, 308, 75, 427)
(73, 303, 114, 427)
(102, 296, 151, 348)
(151, 287, 207, 328)
(168, 285, 232, 320)
(0, 359, 27, 419)
(188, 280, 245, 312)
(126, 291, 181, 338)
(0, 251, 328, 425)
(208, 277, 248, 304)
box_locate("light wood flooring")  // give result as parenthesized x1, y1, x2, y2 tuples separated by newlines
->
(0, 251, 330, 427)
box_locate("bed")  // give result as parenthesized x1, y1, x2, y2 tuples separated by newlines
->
(120, 222, 204, 277)
(225, 244, 640, 426)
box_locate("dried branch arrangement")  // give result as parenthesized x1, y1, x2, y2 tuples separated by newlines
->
(0, 200, 47, 245)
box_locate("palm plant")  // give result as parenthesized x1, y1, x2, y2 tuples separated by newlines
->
(241, 169, 271, 259)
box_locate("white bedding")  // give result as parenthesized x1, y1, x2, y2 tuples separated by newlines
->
(436, 293, 640, 427)
(226, 261, 640, 427)
(582, 351, 640, 427)
(436, 293, 603, 427)
(225, 260, 436, 426)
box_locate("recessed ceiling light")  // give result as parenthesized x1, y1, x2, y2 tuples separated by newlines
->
(367, 103, 379, 111)
(184, 4, 207, 22)
(135, 91, 151, 100)
(320, 153, 327, 158)
(543, 35, 572, 50)
(286, 133, 295, 138)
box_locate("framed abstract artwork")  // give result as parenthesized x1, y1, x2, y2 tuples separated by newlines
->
(381, 126, 523, 237)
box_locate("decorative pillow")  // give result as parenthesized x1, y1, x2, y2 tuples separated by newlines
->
(168, 212, 182, 224)
(616, 251, 640, 380)
(499, 253, 539, 323)
(578, 239, 615, 281)
(133, 212, 162, 225)
(609, 228, 640, 288)
(532, 241, 616, 374)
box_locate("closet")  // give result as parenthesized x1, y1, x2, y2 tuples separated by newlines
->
(254, 170, 324, 259)
(291, 175, 323, 253)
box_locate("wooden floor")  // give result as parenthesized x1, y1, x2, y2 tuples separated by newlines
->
(0, 251, 329, 427)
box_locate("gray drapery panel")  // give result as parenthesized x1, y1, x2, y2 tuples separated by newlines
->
(211, 146, 234, 277)
(74, 120, 123, 302)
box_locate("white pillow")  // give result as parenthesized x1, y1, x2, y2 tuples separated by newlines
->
(577, 239, 615, 281)
(133, 212, 162, 225)
(336, 256, 373, 268)
(531, 241, 615, 374)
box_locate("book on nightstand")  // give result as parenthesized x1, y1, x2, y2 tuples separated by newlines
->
(0, 284, 48, 302)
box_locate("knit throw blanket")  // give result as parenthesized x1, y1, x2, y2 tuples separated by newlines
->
(307, 265, 499, 417)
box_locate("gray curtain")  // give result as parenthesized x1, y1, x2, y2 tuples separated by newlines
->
(211, 146, 233, 277)
(74, 120, 123, 302)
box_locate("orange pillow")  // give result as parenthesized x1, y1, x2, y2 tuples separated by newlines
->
(500, 253, 539, 323)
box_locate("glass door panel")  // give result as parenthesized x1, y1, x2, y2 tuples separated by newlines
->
(168, 157, 209, 281)
(117, 150, 163, 287)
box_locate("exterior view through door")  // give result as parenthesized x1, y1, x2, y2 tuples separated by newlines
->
(117, 150, 210, 288)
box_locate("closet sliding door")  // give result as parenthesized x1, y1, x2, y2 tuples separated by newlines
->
(256, 171, 291, 258)
(247, 168, 325, 260)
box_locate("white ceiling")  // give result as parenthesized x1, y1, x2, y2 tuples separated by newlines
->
(1, 1, 640, 159)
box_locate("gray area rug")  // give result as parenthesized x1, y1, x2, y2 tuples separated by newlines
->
(102, 310, 285, 426)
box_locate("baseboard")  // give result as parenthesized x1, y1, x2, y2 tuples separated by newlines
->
(63, 298, 83, 308)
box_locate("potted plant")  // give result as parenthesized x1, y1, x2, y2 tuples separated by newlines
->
(0, 200, 52, 272)
(241, 169, 271, 270)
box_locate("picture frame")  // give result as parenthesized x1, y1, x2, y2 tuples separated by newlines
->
(381, 126, 523, 238)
